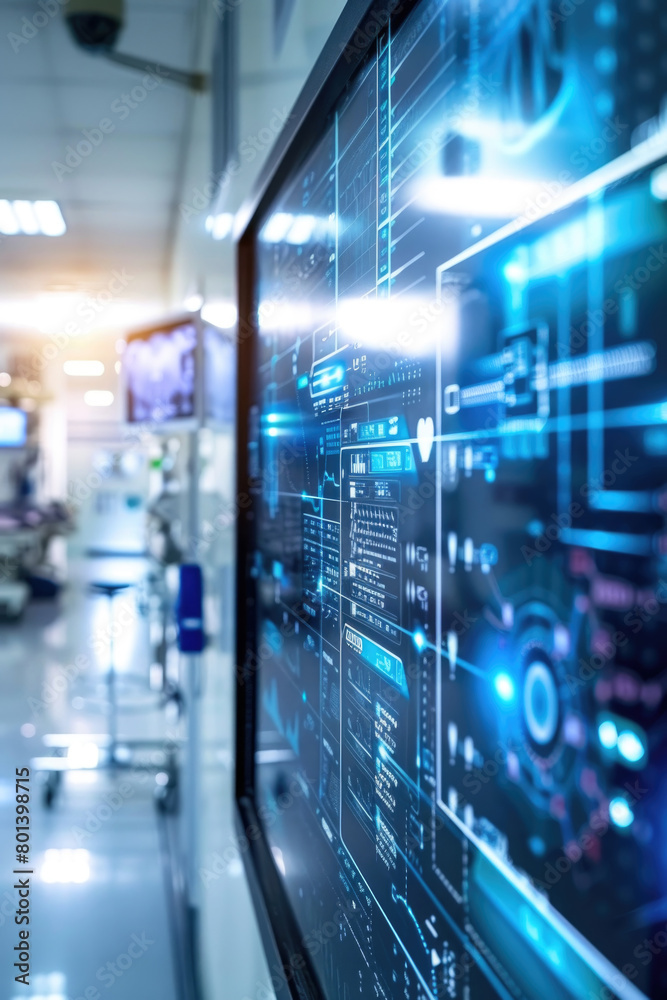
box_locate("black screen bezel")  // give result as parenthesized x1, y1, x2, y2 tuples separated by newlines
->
(234, 3, 419, 998)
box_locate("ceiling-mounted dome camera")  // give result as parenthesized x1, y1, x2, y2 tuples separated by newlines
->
(63, 0, 206, 91)
(65, 0, 124, 52)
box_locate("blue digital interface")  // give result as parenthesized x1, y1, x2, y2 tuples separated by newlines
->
(249, 2, 667, 998)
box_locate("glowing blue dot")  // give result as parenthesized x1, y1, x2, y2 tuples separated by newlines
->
(528, 836, 546, 857)
(598, 720, 618, 749)
(413, 630, 426, 651)
(595, 1, 617, 27)
(302, 691, 307, 703)
(267, 427, 279, 438)
(493, 672, 516, 704)
(594, 46, 617, 75)
(485, 468, 496, 483)
(617, 730, 645, 764)
(609, 796, 634, 829)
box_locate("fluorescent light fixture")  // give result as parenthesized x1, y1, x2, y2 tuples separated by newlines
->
(64, 360, 105, 377)
(13, 200, 39, 234)
(41, 848, 90, 884)
(0, 200, 19, 235)
(42, 733, 111, 747)
(286, 214, 316, 244)
(262, 212, 293, 242)
(84, 390, 114, 407)
(0, 199, 66, 236)
(34, 200, 67, 236)
(260, 213, 331, 245)
(205, 212, 234, 240)
(201, 301, 237, 329)
(67, 741, 99, 768)
(420, 176, 552, 219)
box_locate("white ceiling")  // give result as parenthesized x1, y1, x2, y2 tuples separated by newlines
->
(0, 0, 349, 482)
(0, 0, 203, 316)
(169, 0, 348, 306)
(0, 0, 349, 342)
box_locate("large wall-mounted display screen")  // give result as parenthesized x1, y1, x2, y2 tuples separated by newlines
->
(125, 319, 197, 426)
(239, 2, 667, 998)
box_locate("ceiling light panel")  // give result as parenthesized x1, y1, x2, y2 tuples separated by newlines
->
(64, 361, 105, 377)
(0, 200, 66, 236)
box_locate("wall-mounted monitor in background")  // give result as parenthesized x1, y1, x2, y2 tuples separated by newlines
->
(235, 2, 667, 1000)
(204, 324, 236, 427)
(124, 318, 198, 429)
(0, 407, 27, 448)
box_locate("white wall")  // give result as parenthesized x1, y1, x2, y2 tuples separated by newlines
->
(169, 0, 347, 310)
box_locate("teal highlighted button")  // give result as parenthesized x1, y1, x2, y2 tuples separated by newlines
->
(344, 625, 409, 697)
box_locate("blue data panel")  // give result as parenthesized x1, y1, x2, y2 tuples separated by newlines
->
(249, 2, 667, 998)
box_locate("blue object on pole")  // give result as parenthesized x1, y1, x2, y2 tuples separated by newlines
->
(177, 563, 205, 652)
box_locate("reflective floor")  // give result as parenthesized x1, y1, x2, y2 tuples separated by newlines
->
(0, 552, 271, 1000)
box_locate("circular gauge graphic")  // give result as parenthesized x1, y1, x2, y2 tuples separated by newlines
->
(523, 659, 560, 748)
